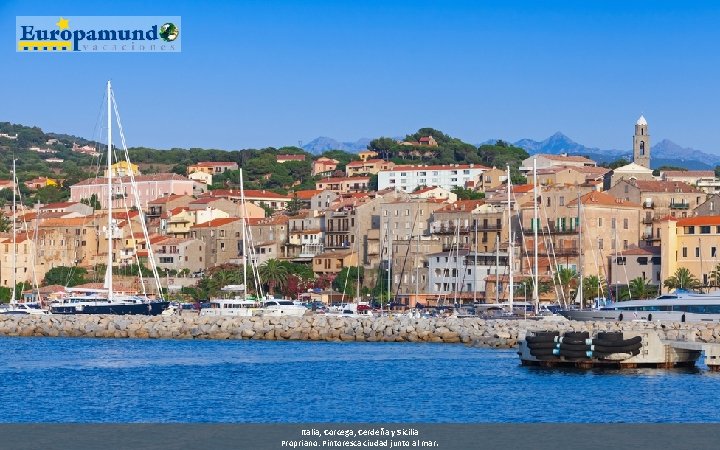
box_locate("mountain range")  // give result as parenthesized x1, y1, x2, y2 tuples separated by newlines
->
(301, 136, 372, 154)
(301, 130, 719, 170)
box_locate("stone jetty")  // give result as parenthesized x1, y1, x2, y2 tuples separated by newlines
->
(1, 314, 720, 347)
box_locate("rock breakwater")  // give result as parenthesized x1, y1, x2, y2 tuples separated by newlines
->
(0, 315, 718, 347)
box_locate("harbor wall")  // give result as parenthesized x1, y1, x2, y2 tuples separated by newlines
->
(0, 315, 719, 348)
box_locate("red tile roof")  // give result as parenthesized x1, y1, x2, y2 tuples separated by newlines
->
(293, 189, 323, 200)
(190, 217, 241, 228)
(662, 170, 715, 178)
(628, 180, 702, 193)
(569, 191, 640, 208)
(676, 216, 720, 226)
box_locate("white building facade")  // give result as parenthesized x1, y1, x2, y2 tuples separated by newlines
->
(378, 164, 488, 193)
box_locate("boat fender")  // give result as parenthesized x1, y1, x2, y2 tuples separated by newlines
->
(648, 313, 652, 322)
(590, 344, 642, 354)
(618, 313, 623, 321)
(592, 336, 642, 347)
(681, 314, 686, 323)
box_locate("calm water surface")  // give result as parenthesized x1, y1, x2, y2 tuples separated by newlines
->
(0, 337, 718, 423)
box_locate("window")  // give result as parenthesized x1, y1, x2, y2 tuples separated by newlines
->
(623, 240, 628, 250)
(682, 247, 688, 258)
(598, 218, 603, 227)
(617, 257, 626, 265)
(559, 196, 565, 206)
(463, 170, 470, 174)
(623, 218, 629, 229)
(696, 247, 700, 258)
(701, 226, 711, 234)
(611, 218, 616, 229)
(713, 247, 717, 258)
(686, 226, 695, 235)
(598, 238, 603, 250)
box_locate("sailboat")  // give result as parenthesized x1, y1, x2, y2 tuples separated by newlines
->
(201, 168, 263, 317)
(49, 81, 169, 315)
(0, 159, 48, 315)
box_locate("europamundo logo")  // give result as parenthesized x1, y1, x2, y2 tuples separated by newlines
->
(16, 16, 181, 52)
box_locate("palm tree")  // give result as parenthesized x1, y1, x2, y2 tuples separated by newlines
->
(258, 258, 289, 295)
(553, 266, 578, 307)
(582, 275, 607, 308)
(710, 264, 720, 287)
(663, 267, 700, 292)
(622, 277, 656, 300)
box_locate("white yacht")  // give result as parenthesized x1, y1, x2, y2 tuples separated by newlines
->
(200, 298, 261, 317)
(258, 299, 308, 317)
(0, 302, 49, 315)
(560, 291, 720, 323)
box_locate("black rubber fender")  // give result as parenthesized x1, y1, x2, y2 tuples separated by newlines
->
(590, 344, 642, 354)
(557, 338, 587, 346)
(526, 335, 556, 344)
(563, 331, 590, 340)
(592, 336, 642, 347)
(596, 332, 623, 342)
(558, 343, 590, 351)
(530, 349, 556, 357)
(526, 341, 556, 349)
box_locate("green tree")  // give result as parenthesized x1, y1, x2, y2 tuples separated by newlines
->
(43, 266, 87, 287)
(553, 266, 578, 307)
(286, 193, 302, 216)
(333, 266, 364, 296)
(517, 277, 551, 301)
(258, 258, 289, 295)
(0, 211, 10, 232)
(80, 193, 101, 210)
(581, 275, 608, 307)
(622, 276, 656, 300)
(663, 267, 700, 292)
(451, 187, 485, 200)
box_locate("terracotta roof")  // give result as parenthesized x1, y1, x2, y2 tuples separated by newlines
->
(537, 154, 596, 163)
(435, 200, 485, 212)
(512, 184, 535, 194)
(346, 159, 387, 167)
(413, 186, 445, 194)
(663, 170, 715, 178)
(38, 217, 92, 227)
(676, 216, 720, 226)
(314, 157, 339, 163)
(147, 194, 191, 205)
(628, 180, 702, 193)
(73, 173, 190, 186)
(569, 191, 640, 208)
(619, 246, 661, 256)
(379, 164, 489, 173)
(190, 217, 241, 228)
(315, 251, 353, 258)
(243, 190, 291, 200)
(294, 189, 323, 200)
(191, 162, 238, 167)
(254, 215, 289, 226)
(41, 201, 78, 209)
(190, 196, 226, 205)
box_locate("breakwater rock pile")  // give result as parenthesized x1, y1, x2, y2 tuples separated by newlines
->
(0, 314, 718, 347)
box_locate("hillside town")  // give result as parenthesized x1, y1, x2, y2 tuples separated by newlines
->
(1, 117, 719, 307)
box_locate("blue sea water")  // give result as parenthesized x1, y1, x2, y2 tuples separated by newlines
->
(0, 337, 719, 423)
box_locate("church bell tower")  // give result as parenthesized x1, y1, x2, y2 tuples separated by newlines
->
(633, 115, 650, 168)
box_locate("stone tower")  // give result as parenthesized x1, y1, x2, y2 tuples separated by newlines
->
(633, 115, 650, 168)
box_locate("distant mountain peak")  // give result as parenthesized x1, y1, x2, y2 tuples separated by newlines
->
(301, 136, 371, 154)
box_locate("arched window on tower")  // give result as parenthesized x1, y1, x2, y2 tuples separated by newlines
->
(640, 141, 645, 155)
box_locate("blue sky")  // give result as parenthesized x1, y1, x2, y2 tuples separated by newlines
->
(2, 0, 720, 152)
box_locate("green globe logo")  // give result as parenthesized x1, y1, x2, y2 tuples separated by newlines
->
(159, 23, 179, 42)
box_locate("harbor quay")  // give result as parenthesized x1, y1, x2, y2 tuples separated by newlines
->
(0, 315, 719, 348)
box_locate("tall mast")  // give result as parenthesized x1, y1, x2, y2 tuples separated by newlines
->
(106, 80, 113, 301)
(533, 158, 539, 313)
(240, 169, 248, 298)
(495, 234, 499, 304)
(473, 216, 477, 304)
(507, 165, 513, 312)
(386, 221, 392, 312)
(577, 192, 583, 307)
(11, 158, 16, 302)
(415, 231, 420, 306)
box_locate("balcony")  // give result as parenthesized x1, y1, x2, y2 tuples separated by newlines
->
(522, 226, 578, 235)
(442, 243, 470, 252)
(669, 202, 690, 210)
(642, 216, 654, 224)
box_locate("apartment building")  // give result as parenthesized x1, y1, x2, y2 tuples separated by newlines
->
(377, 164, 488, 193)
